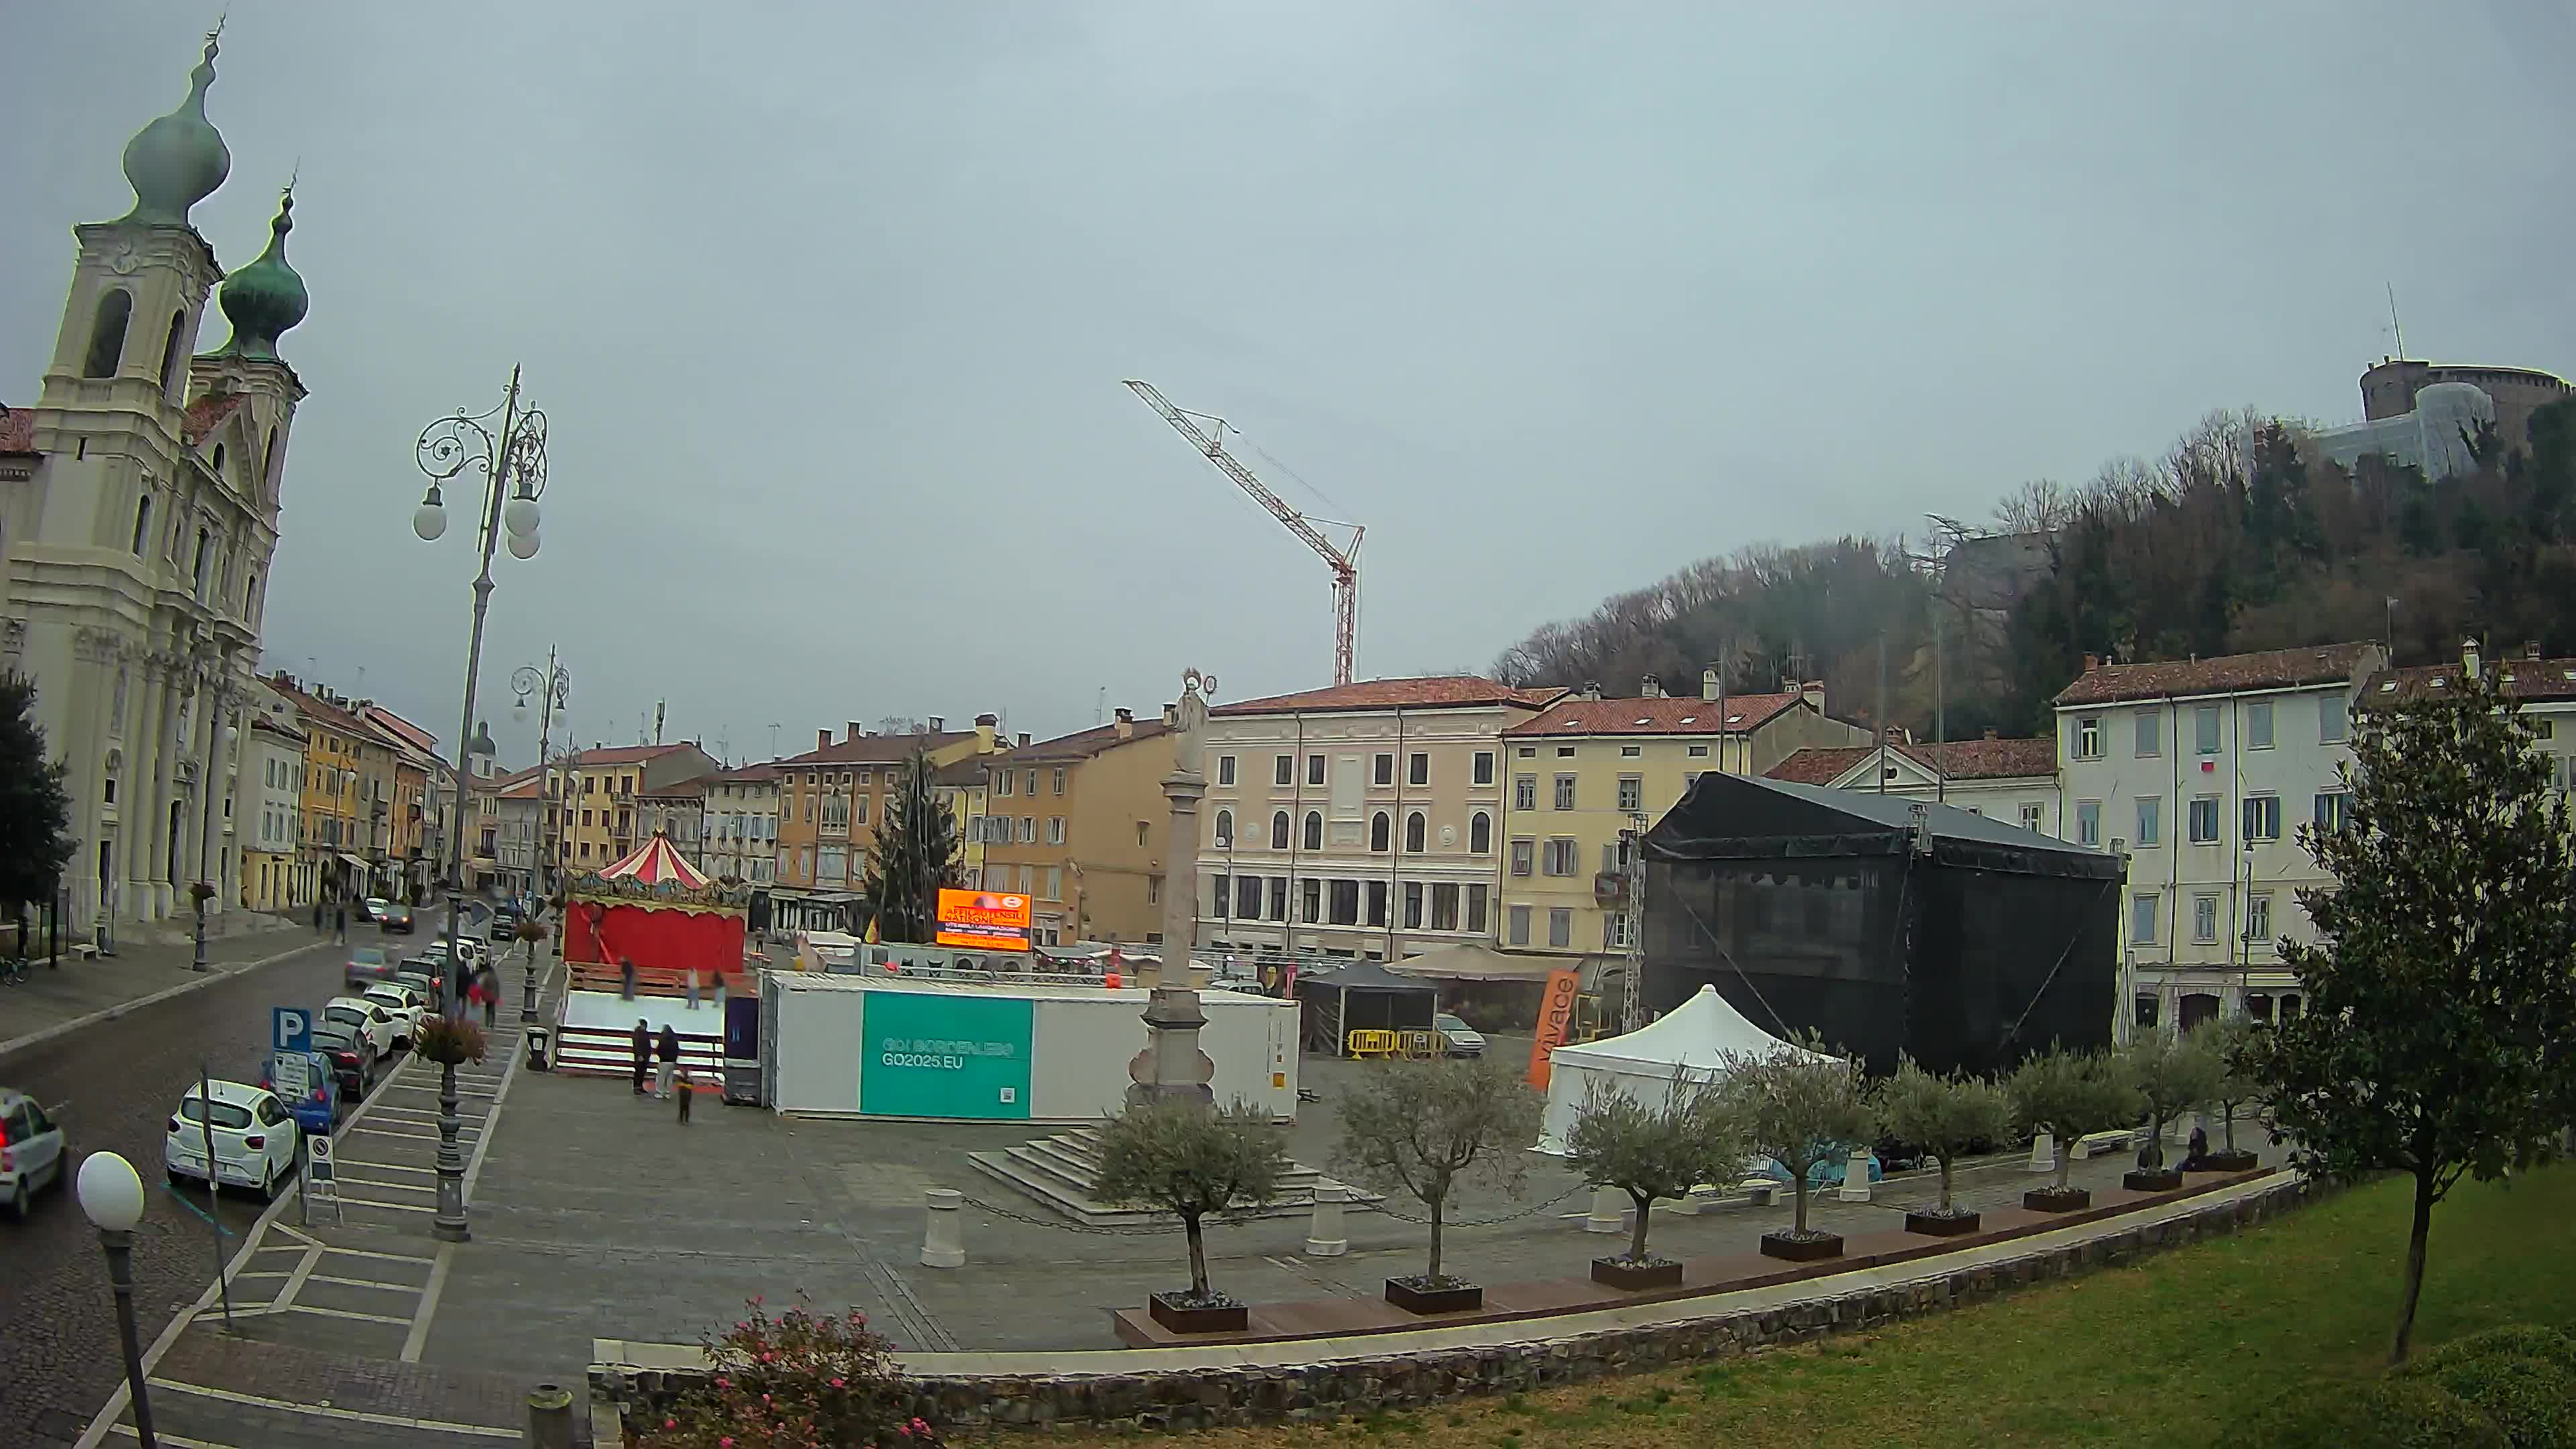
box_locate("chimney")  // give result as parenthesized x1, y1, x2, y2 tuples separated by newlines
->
(847, 720, 863, 742)
(1642, 674, 1662, 698)
(1016, 732, 1031, 747)
(927, 716, 945, 733)
(2462, 637, 2482, 680)
(1702, 667, 1721, 702)
(975, 714, 998, 752)
(1801, 679, 1826, 712)
(816, 729, 830, 752)
(1114, 707, 1134, 739)
(1984, 728, 1999, 740)
(1580, 680, 1603, 701)
(2525, 641, 2542, 661)
(1161, 701, 1177, 727)
(2083, 653, 2099, 672)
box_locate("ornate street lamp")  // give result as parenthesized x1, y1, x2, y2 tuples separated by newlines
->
(78, 1152, 157, 1448)
(511, 651, 569, 1024)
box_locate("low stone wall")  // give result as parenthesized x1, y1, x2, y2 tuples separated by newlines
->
(594, 1176, 2315, 1434)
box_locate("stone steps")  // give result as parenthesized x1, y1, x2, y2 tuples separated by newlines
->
(967, 1127, 1379, 1228)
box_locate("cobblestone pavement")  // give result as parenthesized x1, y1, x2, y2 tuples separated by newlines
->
(0, 913, 319, 1057)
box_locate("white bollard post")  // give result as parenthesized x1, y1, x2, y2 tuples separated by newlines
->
(1304, 1183, 1350, 1257)
(920, 1187, 966, 1269)
(1837, 1147, 1874, 1202)
(2027, 1131, 2055, 1174)
(1585, 1184, 1626, 1234)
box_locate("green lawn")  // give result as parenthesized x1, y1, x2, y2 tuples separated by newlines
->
(1026, 1163, 2576, 1448)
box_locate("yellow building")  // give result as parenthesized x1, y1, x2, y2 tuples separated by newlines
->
(771, 717, 1001, 932)
(556, 743, 720, 875)
(979, 710, 1176, 947)
(931, 755, 997, 891)
(1495, 677, 1867, 963)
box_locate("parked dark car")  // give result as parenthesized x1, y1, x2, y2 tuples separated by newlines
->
(488, 904, 520, 943)
(380, 902, 415, 934)
(305, 1022, 374, 1102)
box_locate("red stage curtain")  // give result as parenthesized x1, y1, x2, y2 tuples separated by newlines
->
(578, 902, 746, 979)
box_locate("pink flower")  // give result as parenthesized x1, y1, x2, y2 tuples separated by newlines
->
(665, 1417, 678, 1429)
(761, 1352, 775, 1362)
(720, 1440, 735, 1449)
(829, 1378, 845, 1389)
(898, 1426, 912, 1438)
(763, 1394, 773, 1405)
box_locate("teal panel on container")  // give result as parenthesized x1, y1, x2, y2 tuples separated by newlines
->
(860, 991, 1034, 1120)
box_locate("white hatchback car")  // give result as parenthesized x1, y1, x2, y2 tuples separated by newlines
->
(165, 1081, 298, 1200)
(324, 996, 402, 1060)
(361, 985, 426, 1046)
(1, 1087, 69, 1220)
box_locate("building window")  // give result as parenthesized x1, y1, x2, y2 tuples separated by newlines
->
(1404, 812, 1426, 853)
(1051, 767, 1066, 794)
(1542, 837, 1578, 875)
(1373, 753, 1394, 786)
(1306, 754, 1326, 786)
(1472, 751, 1494, 786)
(1019, 816, 1036, 843)
(2320, 694, 2349, 744)
(1217, 755, 1236, 786)
(1303, 810, 1322, 851)
(2241, 700, 2274, 750)
(2019, 802, 2044, 833)
(1430, 882, 1459, 930)
(85, 289, 132, 378)
(1047, 816, 1066, 845)
(1510, 839, 1534, 876)
(1023, 769, 1038, 796)
(1408, 752, 1430, 786)
(2195, 706, 2221, 755)
(1370, 812, 1390, 852)
(2130, 893, 2158, 945)
(1553, 774, 1576, 810)
(2314, 790, 2349, 833)
(1301, 878, 1322, 923)
(1469, 811, 1491, 853)
(2135, 712, 2161, 757)
(1556, 745, 1575, 758)
(2193, 894, 2220, 944)
(1402, 881, 1423, 928)
(1236, 875, 1260, 918)
(1268, 877, 1288, 921)
(1274, 755, 1294, 786)
(1548, 908, 1572, 949)
(1513, 775, 1536, 810)
(1046, 866, 1063, 900)
(2241, 794, 2281, 842)
(2247, 892, 2273, 946)
(2074, 716, 2102, 760)
(129, 494, 153, 555)
(1617, 775, 1642, 813)
(2076, 800, 2101, 847)
(2189, 796, 2221, 844)
(1508, 904, 1532, 946)
(1271, 811, 1290, 849)
(1214, 809, 1233, 847)
(1604, 914, 1631, 949)
(2135, 796, 2161, 847)
(1365, 879, 1387, 927)
(997, 771, 1014, 797)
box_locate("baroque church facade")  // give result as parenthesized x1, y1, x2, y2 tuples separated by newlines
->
(0, 31, 311, 932)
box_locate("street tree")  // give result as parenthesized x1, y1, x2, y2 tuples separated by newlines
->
(1333, 1055, 1542, 1285)
(0, 672, 74, 924)
(860, 748, 961, 943)
(1093, 1097, 1287, 1306)
(2198, 1017, 2267, 1165)
(1562, 1069, 1746, 1265)
(1715, 1032, 1874, 1240)
(2117, 1028, 2224, 1171)
(2007, 1046, 2139, 1195)
(2263, 663, 2576, 1363)
(1875, 1056, 2011, 1218)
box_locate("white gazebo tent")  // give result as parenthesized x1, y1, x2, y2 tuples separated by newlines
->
(1536, 984, 1835, 1155)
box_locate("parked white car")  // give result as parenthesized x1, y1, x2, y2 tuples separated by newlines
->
(1, 1087, 69, 1220)
(324, 996, 402, 1060)
(361, 985, 425, 1046)
(165, 1081, 298, 1200)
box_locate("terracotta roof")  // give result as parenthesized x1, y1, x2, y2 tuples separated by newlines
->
(1503, 693, 1803, 737)
(638, 776, 709, 799)
(1214, 676, 1566, 716)
(702, 762, 780, 785)
(358, 704, 439, 756)
(497, 775, 545, 800)
(1768, 736, 2058, 786)
(1003, 718, 1172, 762)
(2368, 657, 2576, 704)
(0, 405, 34, 455)
(566, 743, 696, 767)
(774, 731, 978, 767)
(2053, 643, 2381, 707)
(247, 714, 305, 744)
(932, 758, 995, 787)
(264, 677, 369, 737)
(182, 392, 246, 447)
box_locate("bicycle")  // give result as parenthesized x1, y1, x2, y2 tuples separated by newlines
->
(1, 956, 28, 987)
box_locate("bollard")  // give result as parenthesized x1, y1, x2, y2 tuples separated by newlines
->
(525, 1382, 574, 1449)
(920, 1187, 966, 1269)
(1304, 1183, 1350, 1257)
(1584, 1184, 1625, 1234)
(1837, 1147, 1874, 1203)
(2027, 1130, 2055, 1174)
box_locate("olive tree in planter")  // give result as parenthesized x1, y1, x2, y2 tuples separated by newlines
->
(1717, 1032, 1874, 1263)
(1563, 1069, 1746, 1289)
(2116, 1027, 2224, 1190)
(2007, 1046, 2139, 1212)
(1877, 1056, 2012, 1237)
(1093, 1097, 1287, 1334)
(1333, 1055, 1542, 1314)
(2194, 1018, 2265, 1171)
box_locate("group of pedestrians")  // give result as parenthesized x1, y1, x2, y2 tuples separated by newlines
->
(631, 1018, 694, 1122)
(311, 898, 348, 944)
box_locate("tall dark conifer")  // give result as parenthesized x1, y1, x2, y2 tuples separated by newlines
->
(860, 748, 960, 943)
(0, 673, 74, 916)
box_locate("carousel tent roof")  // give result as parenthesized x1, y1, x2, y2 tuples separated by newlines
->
(594, 831, 710, 889)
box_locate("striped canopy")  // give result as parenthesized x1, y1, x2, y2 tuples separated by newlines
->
(594, 831, 710, 889)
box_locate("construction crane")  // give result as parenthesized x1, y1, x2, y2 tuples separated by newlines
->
(1125, 379, 1364, 686)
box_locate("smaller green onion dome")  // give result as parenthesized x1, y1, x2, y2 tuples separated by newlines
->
(209, 190, 308, 363)
(115, 31, 231, 229)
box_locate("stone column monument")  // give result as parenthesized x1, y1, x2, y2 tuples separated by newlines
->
(1128, 668, 1218, 1110)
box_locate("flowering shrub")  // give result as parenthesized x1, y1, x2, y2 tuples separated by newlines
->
(414, 1015, 488, 1067)
(636, 1295, 936, 1449)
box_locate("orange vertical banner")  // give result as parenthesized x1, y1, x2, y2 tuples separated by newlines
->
(1526, 969, 1582, 1089)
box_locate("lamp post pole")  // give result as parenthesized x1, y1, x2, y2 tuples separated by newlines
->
(513, 650, 569, 1024)
(77, 1152, 156, 1448)
(413, 366, 549, 1243)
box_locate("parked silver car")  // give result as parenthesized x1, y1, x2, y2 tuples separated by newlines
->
(1, 1087, 70, 1220)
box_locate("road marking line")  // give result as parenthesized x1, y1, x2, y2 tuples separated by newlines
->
(403, 1244, 455, 1362)
(317, 1242, 437, 1264)
(231, 1270, 292, 1281)
(272, 1243, 323, 1317)
(349, 1126, 478, 1142)
(110, 1425, 240, 1448)
(310, 1272, 423, 1292)
(324, 1158, 436, 1177)
(342, 1195, 437, 1213)
(143, 1379, 520, 1438)
(337, 1174, 439, 1194)
(460, 1004, 527, 1208)
(280, 1302, 413, 1325)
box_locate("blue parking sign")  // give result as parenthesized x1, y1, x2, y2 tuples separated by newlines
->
(273, 1006, 311, 1053)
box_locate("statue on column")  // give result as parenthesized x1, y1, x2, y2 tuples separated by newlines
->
(1128, 667, 1219, 1110)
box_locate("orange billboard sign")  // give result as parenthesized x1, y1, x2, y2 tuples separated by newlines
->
(935, 889, 1034, 951)
(1526, 968, 1582, 1089)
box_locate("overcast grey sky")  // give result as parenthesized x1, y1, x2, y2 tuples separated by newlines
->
(8, 3, 2571, 765)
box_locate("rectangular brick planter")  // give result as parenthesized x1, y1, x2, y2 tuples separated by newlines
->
(1148, 1293, 1248, 1335)
(2123, 1168, 2184, 1193)
(2195, 1149, 2259, 1173)
(1591, 1256, 1685, 1291)
(1383, 1277, 1483, 1315)
(1758, 1230, 1844, 1263)
(2024, 1187, 2092, 1213)
(1904, 1209, 1981, 1237)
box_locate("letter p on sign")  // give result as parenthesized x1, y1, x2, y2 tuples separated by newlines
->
(273, 1006, 311, 1053)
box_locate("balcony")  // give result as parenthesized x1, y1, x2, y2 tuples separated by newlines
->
(1593, 872, 1630, 903)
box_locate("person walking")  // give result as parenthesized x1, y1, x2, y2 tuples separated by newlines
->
(630, 1018, 651, 1096)
(653, 1025, 680, 1099)
(476, 964, 499, 1028)
(685, 966, 700, 1012)
(675, 1059, 694, 1124)
(466, 971, 490, 1028)
(312, 898, 324, 935)
(619, 955, 637, 1002)
(333, 902, 347, 945)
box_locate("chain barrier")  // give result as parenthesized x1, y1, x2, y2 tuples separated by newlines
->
(954, 1183, 1588, 1236)
(1368, 1183, 1589, 1227)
